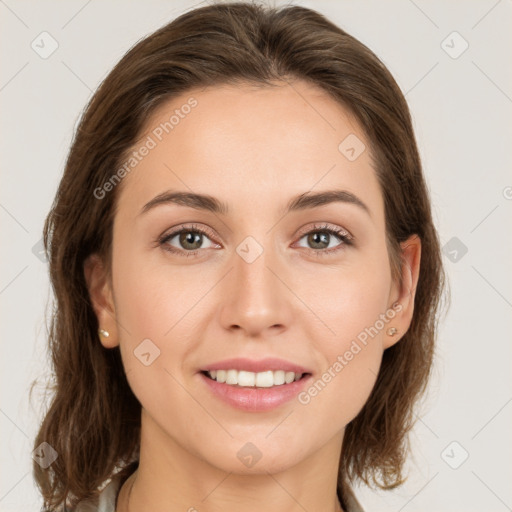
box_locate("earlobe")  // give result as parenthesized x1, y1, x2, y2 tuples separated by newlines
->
(384, 234, 421, 349)
(83, 254, 119, 348)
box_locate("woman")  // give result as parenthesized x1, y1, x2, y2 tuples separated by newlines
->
(33, 2, 445, 511)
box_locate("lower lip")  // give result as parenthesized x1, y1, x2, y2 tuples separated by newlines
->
(199, 372, 312, 412)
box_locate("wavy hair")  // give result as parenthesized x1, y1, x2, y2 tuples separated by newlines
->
(32, 2, 446, 509)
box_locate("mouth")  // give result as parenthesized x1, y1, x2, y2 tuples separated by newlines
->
(200, 369, 312, 388)
(198, 369, 313, 411)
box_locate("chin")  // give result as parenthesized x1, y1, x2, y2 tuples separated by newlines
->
(199, 438, 308, 475)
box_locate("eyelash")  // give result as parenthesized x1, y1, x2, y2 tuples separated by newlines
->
(157, 222, 354, 258)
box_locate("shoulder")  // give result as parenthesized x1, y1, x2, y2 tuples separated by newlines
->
(74, 473, 123, 512)
(344, 486, 365, 512)
(72, 473, 364, 512)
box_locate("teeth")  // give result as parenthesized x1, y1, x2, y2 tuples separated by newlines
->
(206, 369, 304, 387)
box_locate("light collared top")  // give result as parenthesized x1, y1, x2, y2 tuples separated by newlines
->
(74, 472, 365, 512)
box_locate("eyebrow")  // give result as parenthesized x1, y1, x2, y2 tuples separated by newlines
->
(140, 189, 370, 217)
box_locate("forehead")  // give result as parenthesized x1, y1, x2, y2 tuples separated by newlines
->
(116, 79, 383, 221)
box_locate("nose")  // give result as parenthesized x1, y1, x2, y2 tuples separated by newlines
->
(218, 243, 294, 338)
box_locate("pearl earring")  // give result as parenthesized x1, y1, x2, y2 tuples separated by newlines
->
(386, 327, 398, 336)
(98, 328, 110, 338)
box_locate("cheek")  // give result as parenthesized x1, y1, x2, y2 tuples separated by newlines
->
(112, 240, 213, 341)
(111, 247, 227, 422)
(292, 250, 392, 424)
(293, 287, 388, 440)
(297, 336, 383, 424)
(297, 245, 393, 349)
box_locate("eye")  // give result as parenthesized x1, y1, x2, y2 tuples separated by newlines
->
(294, 223, 353, 256)
(158, 224, 218, 256)
(158, 222, 353, 258)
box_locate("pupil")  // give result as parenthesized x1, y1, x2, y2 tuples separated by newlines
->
(309, 232, 329, 249)
(180, 231, 201, 249)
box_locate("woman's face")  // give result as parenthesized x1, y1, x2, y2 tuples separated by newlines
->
(89, 79, 418, 475)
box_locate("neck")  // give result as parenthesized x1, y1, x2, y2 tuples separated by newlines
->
(117, 409, 345, 512)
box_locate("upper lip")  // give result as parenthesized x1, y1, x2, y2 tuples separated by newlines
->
(201, 357, 312, 374)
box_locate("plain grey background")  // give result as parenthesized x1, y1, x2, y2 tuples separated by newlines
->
(1, 1, 511, 511)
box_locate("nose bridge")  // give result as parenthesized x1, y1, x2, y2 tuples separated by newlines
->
(219, 233, 292, 335)
(235, 234, 280, 309)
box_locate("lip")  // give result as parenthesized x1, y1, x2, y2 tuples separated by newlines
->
(200, 357, 312, 374)
(199, 371, 313, 412)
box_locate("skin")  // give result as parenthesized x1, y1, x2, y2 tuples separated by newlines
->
(85, 79, 421, 512)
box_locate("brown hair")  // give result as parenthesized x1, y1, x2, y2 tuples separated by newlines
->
(32, 1, 446, 509)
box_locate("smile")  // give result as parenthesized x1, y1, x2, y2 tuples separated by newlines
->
(204, 369, 305, 387)
(199, 371, 312, 412)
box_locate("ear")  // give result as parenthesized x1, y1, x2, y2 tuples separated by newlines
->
(83, 253, 119, 348)
(384, 234, 421, 349)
